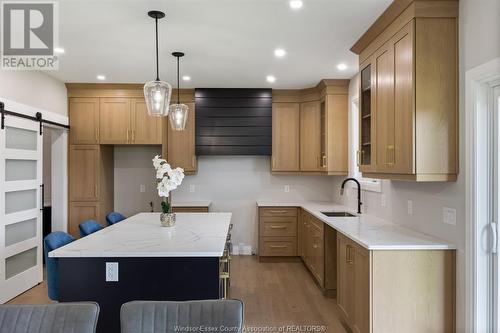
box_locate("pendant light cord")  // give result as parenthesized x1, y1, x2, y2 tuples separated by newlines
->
(155, 17, 159, 81)
(177, 56, 180, 104)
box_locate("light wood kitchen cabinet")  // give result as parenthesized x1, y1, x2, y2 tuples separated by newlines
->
(99, 97, 162, 145)
(272, 80, 348, 175)
(68, 202, 100, 238)
(271, 102, 300, 172)
(300, 101, 322, 172)
(99, 98, 131, 144)
(68, 145, 114, 238)
(258, 207, 298, 258)
(130, 98, 162, 144)
(164, 102, 196, 173)
(299, 209, 336, 296)
(69, 145, 100, 201)
(321, 93, 348, 175)
(337, 233, 455, 333)
(69, 98, 99, 145)
(352, 1, 458, 181)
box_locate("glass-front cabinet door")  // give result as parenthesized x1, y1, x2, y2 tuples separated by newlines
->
(359, 60, 375, 172)
(0, 116, 43, 303)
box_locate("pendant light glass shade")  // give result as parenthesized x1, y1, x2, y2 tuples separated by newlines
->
(144, 80, 172, 117)
(169, 51, 188, 130)
(144, 10, 171, 117)
(169, 103, 188, 130)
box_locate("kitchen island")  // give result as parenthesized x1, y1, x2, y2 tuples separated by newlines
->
(50, 212, 232, 333)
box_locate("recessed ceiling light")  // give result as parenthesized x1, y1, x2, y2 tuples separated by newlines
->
(289, 0, 303, 10)
(54, 47, 65, 54)
(182, 75, 191, 81)
(337, 63, 348, 71)
(266, 75, 276, 83)
(274, 48, 286, 58)
(97, 75, 106, 80)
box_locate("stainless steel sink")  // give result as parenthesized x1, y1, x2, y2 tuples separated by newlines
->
(321, 211, 356, 217)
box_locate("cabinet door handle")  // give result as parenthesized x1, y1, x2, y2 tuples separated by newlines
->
(132, 129, 135, 142)
(270, 245, 287, 249)
(94, 184, 98, 197)
(346, 245, 354, 264)
(95, 129, 98, 143)
(356, 150, 361, 167)
(322, 155, 327, 168)
(385, 145, 395, 166)
(126, 129, 130, 142)
(270, 210, 287, 214)
(269, 225, 287, 229)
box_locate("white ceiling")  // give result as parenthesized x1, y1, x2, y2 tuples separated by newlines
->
(49, 0, 391, 88)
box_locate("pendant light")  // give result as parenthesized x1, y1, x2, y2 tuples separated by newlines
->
(144, 10, 172, 117)
(169, 52, 188, 131)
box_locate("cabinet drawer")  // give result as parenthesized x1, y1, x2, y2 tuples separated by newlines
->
(260, 221, 297, 237)
(259, 207, 297, 217)
(259, 237, 297, 256)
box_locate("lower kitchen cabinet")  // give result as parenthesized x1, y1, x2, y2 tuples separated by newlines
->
(299, 209, 336, 296)
(258, 207, 298, 258)
(337, 233, 455, 333)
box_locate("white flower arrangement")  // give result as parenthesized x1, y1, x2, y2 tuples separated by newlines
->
(152, 155, 185, 213)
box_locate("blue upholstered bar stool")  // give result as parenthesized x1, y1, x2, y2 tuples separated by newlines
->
(79, 219, 103, 237)
(106, 212, 126, 225)
(43, 231, 75, 301)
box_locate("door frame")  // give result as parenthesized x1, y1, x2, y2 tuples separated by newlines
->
(465, 57, 500, 332)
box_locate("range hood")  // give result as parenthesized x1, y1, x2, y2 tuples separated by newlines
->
(195, 88, 272, 155)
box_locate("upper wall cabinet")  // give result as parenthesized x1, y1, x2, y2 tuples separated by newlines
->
(69, 98, 99, 145)
(99, 98, 162, 145)
(68, 86, 163, 146)
(272, 80, 349, 175)
(272, 102, 300, 172)
(352, 0, 458, 182)
(99, 98, 131, 144)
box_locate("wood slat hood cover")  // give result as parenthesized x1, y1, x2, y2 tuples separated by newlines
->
(195, 88, 272, 155)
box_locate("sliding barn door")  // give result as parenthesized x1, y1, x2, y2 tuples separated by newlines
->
(0, 117, 43, 303)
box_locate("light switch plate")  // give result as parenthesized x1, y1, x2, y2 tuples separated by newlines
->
(139, 185, 146, 193)
(443, 207, 457, 225)
(106, 262, 118, 282)
(407, 200, 413, 215)
(189, 185, 196, 193)
(284, 185, 290, 193)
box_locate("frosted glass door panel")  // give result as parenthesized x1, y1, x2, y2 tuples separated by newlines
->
(5, 218, 37, 246)
(5, 189, 37, 214)
(5, 127, 37, 150)
(5, 247, 37, 279)
(5, 159, 37, 181)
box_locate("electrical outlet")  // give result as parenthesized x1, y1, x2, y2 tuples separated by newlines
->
(284, 185, 290, 193)
(139, 185, 146, 193)
(407, 200, 413, 215)
(443, 207, 456, 225)
(381, 194, 387, 207)
(105, 262, 118, 282)
(189, 185, 196, 193)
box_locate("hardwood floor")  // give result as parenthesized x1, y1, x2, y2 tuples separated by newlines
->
(8, 256, 347, 332)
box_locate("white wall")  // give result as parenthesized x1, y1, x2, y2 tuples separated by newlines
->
(114, 146, 336, 250)
(0, 71, 67, 116)
(335, 2, 500, 332)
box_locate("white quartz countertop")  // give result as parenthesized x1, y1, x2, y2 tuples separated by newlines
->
(172, 201, 211, 207)
(49, 212, 231, 258)
(257, 201, 455, 250)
